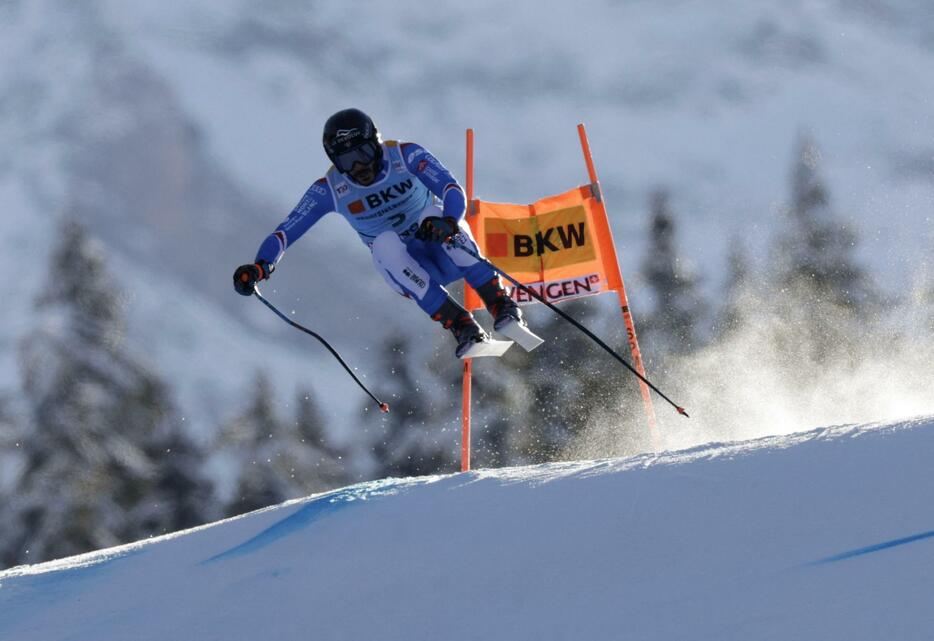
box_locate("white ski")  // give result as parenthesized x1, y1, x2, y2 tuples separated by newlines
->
(459, 338, 514, 359)
(494, 319, 545, 352)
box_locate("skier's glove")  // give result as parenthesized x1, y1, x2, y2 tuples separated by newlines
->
(233, 260, 274, 296)
(415, 216, 458, 243)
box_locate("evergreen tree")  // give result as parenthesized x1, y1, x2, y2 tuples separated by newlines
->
(220, 373, 292, 516)
(0, 394, 19, 464)
(137, 416, 218, 537)
(714, 240, 753, 337)
(368, 337, 458, 479)
(464, 368, 527, 468)
(766, 135, 877, 362)
(292, 386, 352, 492)
(220, 373, 346, 516)
(427, 331, 528, 470)
(0, 396, 24, 569)
(6, 220, 212, 566)
(774, 135, 874, 311)
(639, 189, 708, 358)
(507, 300, 639, 463)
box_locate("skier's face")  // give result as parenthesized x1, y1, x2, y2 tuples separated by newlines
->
(349, 159, 378, 186)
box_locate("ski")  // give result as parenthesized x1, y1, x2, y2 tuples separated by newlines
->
(494, 319, 544, 352)
(459, 338, 514, 359)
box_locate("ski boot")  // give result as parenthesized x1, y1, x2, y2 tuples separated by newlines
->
(475, 276, 544, 351)
(432, 297, 511, 359)
(476, 276, 523, 331)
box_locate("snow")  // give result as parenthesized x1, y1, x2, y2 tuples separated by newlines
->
(2, 415, 933, 640)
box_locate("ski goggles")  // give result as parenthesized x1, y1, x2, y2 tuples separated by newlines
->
(332, 141, 381, 173)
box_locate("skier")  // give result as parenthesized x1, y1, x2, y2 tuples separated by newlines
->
(233, 108, 539, 358)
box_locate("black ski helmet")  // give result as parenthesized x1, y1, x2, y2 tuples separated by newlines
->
(322, 108, 383, 174)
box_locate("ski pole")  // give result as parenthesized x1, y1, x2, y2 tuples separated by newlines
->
(253, 286, 390, 414)
(452, 238, 688, 417)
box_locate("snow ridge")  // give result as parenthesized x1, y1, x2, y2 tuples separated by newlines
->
(2, 415, 932, 641)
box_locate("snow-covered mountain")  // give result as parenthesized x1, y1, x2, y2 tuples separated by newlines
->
(2, 0, 933, 437)
(2, 415, 932, 640)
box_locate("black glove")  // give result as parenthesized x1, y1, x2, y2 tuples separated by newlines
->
(233, 260, 274, 296)
(415, 216, 458, 243)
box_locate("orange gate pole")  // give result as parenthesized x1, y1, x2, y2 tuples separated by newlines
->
(461, 128, 475, 472)
(577, 123, 660, 448)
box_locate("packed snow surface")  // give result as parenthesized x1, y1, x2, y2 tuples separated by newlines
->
(2, 415, 933, 640)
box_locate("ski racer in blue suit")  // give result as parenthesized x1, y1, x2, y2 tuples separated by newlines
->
(233, 108, 526, 358)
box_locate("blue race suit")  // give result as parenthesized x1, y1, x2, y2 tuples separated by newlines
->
(255, 141, 495, 316)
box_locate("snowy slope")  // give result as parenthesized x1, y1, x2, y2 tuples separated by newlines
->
(2, 415, 932, 641)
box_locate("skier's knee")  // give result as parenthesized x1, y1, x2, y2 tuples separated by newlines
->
(371, 231, 403, 258)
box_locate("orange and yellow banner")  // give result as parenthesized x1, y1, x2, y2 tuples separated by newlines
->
(465, 184, 622, 310)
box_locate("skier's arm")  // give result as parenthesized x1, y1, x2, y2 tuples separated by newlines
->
(255, 178, 335, 265)
(401, 142, 466, 222)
